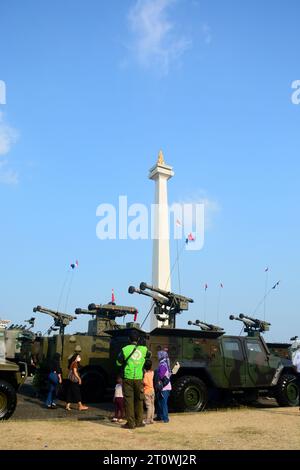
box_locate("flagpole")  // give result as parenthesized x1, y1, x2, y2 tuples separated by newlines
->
(204, 284, 207, 322)
(263, 268, 269, 321)
(176, 238, 181, 294)
(217, 284, 223, 325)
(57, 269, 71, 312)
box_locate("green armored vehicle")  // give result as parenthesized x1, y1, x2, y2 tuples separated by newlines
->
(32, 303, 138, 401)
(0, 321, 27, 420)
(109, 282, 299, 412)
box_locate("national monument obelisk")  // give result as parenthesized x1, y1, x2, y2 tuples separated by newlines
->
(149, 150, 174, 330)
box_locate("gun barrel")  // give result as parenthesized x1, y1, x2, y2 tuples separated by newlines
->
(33, 305, 76, 321)
(128, 286, 169, 304)
(239, 314, 271, 326)
(87, 303, 138, 316)
(75, 308, 92, 315)
(139, 282, 194, 303)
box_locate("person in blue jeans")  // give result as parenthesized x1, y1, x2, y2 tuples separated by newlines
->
(46, 354, 62, 409)
(154, 350, 172, 423)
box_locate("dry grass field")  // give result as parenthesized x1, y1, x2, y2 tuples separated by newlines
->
(1, 406, 300, 450)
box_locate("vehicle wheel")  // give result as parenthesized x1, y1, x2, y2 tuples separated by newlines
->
(275, 373, 299, 407)
(0, 380, 17, 420)
(171, 376, 208, 412)
(81, 371, 106, 403)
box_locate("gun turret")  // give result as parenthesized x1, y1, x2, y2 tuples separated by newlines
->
(230, 313, 271, 336)
(25, 317, 35, 329)
(87, 303, 138, 318)
(129, 282, 193, 329)
(75, 303, 138, 336)
(188, 320, 224, 332)
(33, 305, 77, 335)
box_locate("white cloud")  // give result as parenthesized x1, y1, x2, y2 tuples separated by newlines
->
(0, 112, 18, 184)
(128, 0, 191, 74)
(0, 161, 18, 185)
(0, 112, 18, 156)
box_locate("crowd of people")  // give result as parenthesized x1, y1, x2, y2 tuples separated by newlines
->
(44, 329, 179, 428)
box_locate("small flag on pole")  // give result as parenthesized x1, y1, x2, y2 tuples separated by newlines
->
(111, 289, 115, 303)
(70, 260, 79, 270)
(186, 233, 196, 244)
(134, 310, 138, 322)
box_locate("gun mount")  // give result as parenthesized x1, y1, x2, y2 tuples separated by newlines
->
(33, 305, 77, 335)
(129, 282, 194, 329)
(75, 303, 139, 336)
(230, 313, 271, 337)
(24, 317, 35, 329)
(188, 320, 224, 332)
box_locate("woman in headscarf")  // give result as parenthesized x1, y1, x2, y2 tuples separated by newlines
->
(154, 350, 172, 423)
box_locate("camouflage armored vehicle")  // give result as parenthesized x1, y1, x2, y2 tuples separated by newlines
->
(0, 320, 27, 420)
(32, 302, 138, 401)
(108, 282, 299, 412)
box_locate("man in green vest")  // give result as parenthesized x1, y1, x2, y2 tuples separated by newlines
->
(117, 330, 151, 429)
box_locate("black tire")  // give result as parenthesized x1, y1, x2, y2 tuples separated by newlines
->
(0, 380, 17, 420)
(171, 376, 208, 412)
(275, 373, 299, 407)
(81, 371, 106, 403)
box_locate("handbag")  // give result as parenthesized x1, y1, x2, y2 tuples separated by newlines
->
(154, 370, 170, 392)
(68, 369, 79, 383)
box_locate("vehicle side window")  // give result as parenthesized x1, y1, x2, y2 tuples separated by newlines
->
(246, 341, 266, 362)
(223, 340, 243, 360)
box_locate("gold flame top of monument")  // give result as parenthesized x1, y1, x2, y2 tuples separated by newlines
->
(157, 150, 165, 165)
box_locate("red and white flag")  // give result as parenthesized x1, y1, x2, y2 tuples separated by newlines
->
(70, 260, 79, 270)
(111, 289, 115, 303)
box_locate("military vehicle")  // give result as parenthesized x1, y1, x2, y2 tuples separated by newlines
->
(108, 282, 299, 412)
(0, 320, 27, 420)
(32, 303, 138, 401)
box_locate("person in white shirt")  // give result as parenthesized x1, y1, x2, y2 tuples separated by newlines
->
(292, 346, 300, 410)
(112, 376, 125, 423)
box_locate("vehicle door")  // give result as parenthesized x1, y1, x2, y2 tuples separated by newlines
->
(221, 337, 246, 388)
(244, 338, 274, 386)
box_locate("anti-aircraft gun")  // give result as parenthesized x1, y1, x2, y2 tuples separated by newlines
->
(229, 313, 271, 337)
(128, 282, 193, 329)
(75, 303, 139, 336)
(33, 305, 77, 335)
(188, 319, 224, 332)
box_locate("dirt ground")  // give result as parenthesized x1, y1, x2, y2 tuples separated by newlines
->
(1, 406, 300, 450)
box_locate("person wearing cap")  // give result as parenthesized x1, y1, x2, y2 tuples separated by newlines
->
(116, 330, 151, 429)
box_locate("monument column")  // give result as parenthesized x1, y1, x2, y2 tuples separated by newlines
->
(149, 151, 174, 330)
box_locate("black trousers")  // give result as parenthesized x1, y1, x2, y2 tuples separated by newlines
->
(123, 379, 144, 429)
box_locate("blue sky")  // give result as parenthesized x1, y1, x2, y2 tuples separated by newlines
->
(0, 0, 299, 341)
